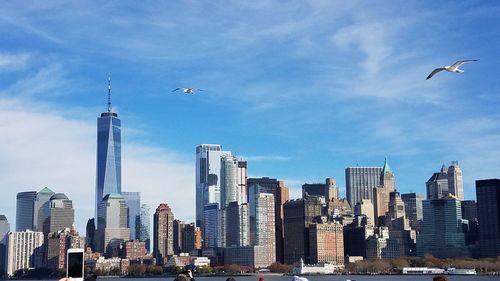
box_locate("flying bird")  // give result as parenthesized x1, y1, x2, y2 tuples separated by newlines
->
(426, 59, 478, 80)
(172, 87, 204, 94)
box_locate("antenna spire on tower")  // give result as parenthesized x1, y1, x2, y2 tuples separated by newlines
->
(107, 73, 111, 113)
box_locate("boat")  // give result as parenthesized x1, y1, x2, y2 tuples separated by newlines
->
(445, 268, 477, 275)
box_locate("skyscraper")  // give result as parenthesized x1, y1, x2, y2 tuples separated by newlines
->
(476, 179, 500, 258)
(309, 220, 344, 266)
(401, 193, 424, 230)
(139, 204, 151, 252)
(247, 177, 289, 263)
(345, 167, 382, 208)
(224, 202, 249, 247)
(95, 77, 122, 218)
(15, 191, 36, 231)
(153, 203, 174, 265)
(0, 215, 10, 276)
(203, 203, 219, 248)
(122, 192, 141, 240)
(426, 166, 448, 199)
(373, 158, 396, 223)
(302, 178, 338, 201)
(417, 197, 467, 258)
(195, 144, 231, 243)
(33, 187, 55, 232)
(46, 193, 75, 234)
(283, 196, 324, 264)
(96, 193, 130, 257)
(354, 199, 375, 227)
(447, 162, 464, 200)
(173, 220, 185, 255)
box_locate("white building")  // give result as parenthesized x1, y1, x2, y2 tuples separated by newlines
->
(6, 230, 44, 276)
(293, 258, 341, 275)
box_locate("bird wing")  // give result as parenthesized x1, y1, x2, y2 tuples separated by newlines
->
(426, 68, 446, 80)
(172, 88, 182, 92)
(450, 59, 478, 68)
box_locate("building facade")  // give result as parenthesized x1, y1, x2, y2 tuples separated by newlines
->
(401, 193, 424, 231)
(447, 162, 464, 201)
(96, 194, 130, 257)
(308, 221, 344, 267)
(139, 204, 151, 252)
(476, 179, 500, 258)
(153, 203, 174, 264)
(15, 191, 37, 231)
(33, 187, 55, 232)
(46, 193, 75, 234)
(0, 216, 10, 276)
(122, 192, 141, 240)
(6, 231, 44, 276)
(345, 167, 382, 208)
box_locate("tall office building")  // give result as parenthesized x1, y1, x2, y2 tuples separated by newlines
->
(401, 193, 424, 230)
(139, 204, 151, 252)
(447, 162, 464, 200)
(225, 202, 249, 247)
(476, 179, 500, 258)
(426, 162, 463, 200)
(203, 203, 219, 248)
(283, 196, 324, 264)
(96, 194, 130, 257)
(183, 223, 201, 254)
(85, 218, 96, 251)
(6, 231, 44, 276)
(373, 158, 396, 223)
(15, 191, 37, 231)
(33, 187, 55, 231)
(221, 155, 246, 208)
(195, 144, 231, 244)
(247, 177, 289, 263)
(461, 200, 479, 246)
(173, 220, 185, 255)
(122, 192, 141, 240)
(346, 167, 382, 208)
(95, 78, 122, 218)
(302, 178, 338, 201)
(417, 197, 467, 258)
(354, 199, 375, 227)
(153, 203, 174, 265)
(46, 193, 75, 234)
(0, 216, 10, 276)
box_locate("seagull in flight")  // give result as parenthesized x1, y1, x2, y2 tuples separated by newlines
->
(426, 59, 478, 80)
(172, 87, 204, 94)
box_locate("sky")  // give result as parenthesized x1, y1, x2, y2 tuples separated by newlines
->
(1, 1, 500, 233)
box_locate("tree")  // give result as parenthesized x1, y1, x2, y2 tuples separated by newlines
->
(224, 264, 241, 273)
(268, 262, 292, 273)
(197, 265, 215, 274)
(390, 257, 410, 269)
(128, 264, 146, 276)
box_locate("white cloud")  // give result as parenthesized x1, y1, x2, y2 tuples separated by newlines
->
(0, 52, 31, 72)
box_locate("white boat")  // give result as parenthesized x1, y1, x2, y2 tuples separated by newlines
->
(445, 268, 477, 275)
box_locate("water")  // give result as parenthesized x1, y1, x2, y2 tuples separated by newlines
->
(121, 275, 498, 281)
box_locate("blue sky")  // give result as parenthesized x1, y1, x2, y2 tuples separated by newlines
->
(1, 1, 500, 232)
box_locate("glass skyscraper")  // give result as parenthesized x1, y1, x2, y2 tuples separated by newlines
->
(122, 192, 141, 240)
(15, 191, 37, 231)
(139, 204, 151, 252)
(95, 109, 122, 218)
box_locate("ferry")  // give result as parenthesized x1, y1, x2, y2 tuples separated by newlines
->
(445, 268, 477, 275)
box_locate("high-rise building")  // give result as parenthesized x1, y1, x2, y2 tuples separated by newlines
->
(85, 218, 96, 251)
(461, 200, 478, 246)
(33, 187, 55, 232)
(0, 216, 10, 276)
(46, 193, 75, 234)
(96, 193, 130, 257)
(346, 167, 382, 208)
(6, 230, 44, 276)
(95, 79, 122, 218)
(302, 178, 338, 201)
(447, 162, 464, 201)
(195, 144, 231, 232)
(122, 192, 141, 240)
(247, 177, 289, 263)
(123, 240, 147, 261)
(139, 204, 151, 252)
(476, 179, 500, 258)
(373, 158, 395, 224)
(173, 220, 185, 255)
(283, 196, 324, 264)
(225, 202, 249, 247)
(354, 199, 375, 227)
(183, 223, 200, 254)
(309, 220, 344, 266)
(15, 191, 37, 231)
(221, 155, 246, 208)
(426, 166, 449, 199)
(153, 203, 174, 264)
(343, 218, 374, 258)
(386, 191, 414, 256)
(46, 228, 84, 270)
(401, 193, 424, 231)
(417, 197, 467, 258)
(203, 203, 219, 248)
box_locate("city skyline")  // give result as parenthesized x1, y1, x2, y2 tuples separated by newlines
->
(1, 1, 500, 233)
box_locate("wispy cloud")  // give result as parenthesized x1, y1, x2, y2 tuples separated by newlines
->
(0, 52, 31, 72)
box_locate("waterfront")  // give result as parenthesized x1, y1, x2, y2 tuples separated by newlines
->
(96, 276, 500, 281)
